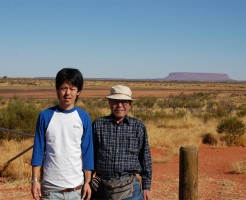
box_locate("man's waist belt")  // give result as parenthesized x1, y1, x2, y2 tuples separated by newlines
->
(60, 184, 82, 193)
(99, 173, 135, 180)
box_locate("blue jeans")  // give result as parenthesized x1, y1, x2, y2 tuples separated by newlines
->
(94, 176, 144, 200)
(41, 188, 82, 200)
(125, 177, 144, 200)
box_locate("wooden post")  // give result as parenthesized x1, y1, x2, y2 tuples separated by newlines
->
(179, 146, 198, 200)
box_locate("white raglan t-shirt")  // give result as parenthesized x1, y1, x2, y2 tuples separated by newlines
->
(31, 106, 94, 190)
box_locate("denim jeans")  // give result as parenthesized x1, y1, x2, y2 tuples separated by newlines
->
(125, 177, 144, 200)
(93, 176, 144, 200)
(41, 188, 82, 200)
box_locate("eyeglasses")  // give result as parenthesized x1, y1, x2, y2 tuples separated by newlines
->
(110, 99, 131, 106)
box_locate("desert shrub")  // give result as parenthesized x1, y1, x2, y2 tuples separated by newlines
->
(134, 97, 157, 108)
(217, 117, 245, 146)
(0, 99, 40, 140)
(155, 99, 168, 108)
(165, 92, 209, 111)
(201, 133, 218, 145)
(234, 135, 246, 147)
(236, 104, 246, 117)
(205, 100, 235, 119)
(202, 113, 213, 123)
(132, 109, 155, 121)
(78, 98, 109, 121)
(132, 108, 186, 122)
(174, 110, 186, 119)
(0, 99, 7, 106)
(165, 93, 186, 110)
(216, 101, 234, 118)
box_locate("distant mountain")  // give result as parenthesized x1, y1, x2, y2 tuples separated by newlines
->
(163, 72, 235, 82)
(33, 72, 237, 82)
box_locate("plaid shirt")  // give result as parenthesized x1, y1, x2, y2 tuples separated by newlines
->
(93, 115, 152, 190)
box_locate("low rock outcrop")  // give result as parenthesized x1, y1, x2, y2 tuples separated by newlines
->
(163, 72, 234, 82)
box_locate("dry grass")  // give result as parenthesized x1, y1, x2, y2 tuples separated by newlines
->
(147, 116, 219, 153)
(230, 161, 246, 174)
(152, 155, 171, 164)
(0, 139, 33, 180)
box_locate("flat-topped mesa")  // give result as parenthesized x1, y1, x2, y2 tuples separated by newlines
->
(164, 72, 234, 82)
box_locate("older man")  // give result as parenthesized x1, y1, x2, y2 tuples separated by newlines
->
(92, 85, 152, 200)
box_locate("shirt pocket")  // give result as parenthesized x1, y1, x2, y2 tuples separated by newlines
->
(127, 135, 139, 155)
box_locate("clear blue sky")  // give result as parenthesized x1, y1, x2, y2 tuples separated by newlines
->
(0, 0, 245, 80)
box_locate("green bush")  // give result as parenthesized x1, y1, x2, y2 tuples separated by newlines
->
(134, 97, 157, 108)
(164, 92, 209, 111)
(78, 98, 109, 121)
(217, 117, 245, 145)
(236, 104, 246, 117)
(0, 99, 41, 140)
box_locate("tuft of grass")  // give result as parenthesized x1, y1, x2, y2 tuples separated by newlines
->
(229, 161, 246, 174)
(234, 135, 246, 147)
(152, 155, 171, 164)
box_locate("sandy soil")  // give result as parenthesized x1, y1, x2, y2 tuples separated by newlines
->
(0, 144, 245, 200)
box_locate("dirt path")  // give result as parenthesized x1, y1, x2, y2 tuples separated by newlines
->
(1, 144, 245, 200)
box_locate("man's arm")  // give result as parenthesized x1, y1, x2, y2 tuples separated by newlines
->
(143, 189, 151, 200)
(139, 123, 152, 192)
(82, 170, 92, 200)
(31, 166, 41, 200)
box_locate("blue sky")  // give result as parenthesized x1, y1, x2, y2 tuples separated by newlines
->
(0, 0, 245, 80)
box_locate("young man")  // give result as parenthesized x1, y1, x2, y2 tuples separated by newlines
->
(31, 68, 94, 200)
(93, 85, 152, 200)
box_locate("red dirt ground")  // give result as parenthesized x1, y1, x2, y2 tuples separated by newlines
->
(0, 88, 196, 99)
(0, 144, 245, 200)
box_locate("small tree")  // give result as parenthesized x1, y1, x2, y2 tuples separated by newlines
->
(217, 117, 245, 146)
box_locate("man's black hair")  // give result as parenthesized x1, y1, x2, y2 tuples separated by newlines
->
(55, 68, 84, 92)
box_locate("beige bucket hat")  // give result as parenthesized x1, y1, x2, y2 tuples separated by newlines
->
(107, 85, 133, 100)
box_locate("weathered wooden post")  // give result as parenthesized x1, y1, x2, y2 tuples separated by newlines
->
(179, 146, 198, 200)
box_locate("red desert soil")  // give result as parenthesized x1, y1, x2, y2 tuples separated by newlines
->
(0, 88, 197, 99)
(1, 87, 244, 99)
(0, 144, 245, 200)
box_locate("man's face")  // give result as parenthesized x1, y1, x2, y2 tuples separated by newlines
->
(109, 99, 131, 123)
(57, 82, 80, 110)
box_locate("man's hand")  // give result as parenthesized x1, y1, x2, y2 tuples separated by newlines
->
(143, 189, 151, 200)
(82, 182, 91, 200)
(31, 182, 41, 200)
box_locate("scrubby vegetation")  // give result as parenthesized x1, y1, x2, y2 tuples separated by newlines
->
(0, 80, 246, 180)
(217, 117, 245, 146)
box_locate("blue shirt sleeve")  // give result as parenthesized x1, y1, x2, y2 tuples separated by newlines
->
(78, 109, 94, 170)
(31, 107, 54, 166)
